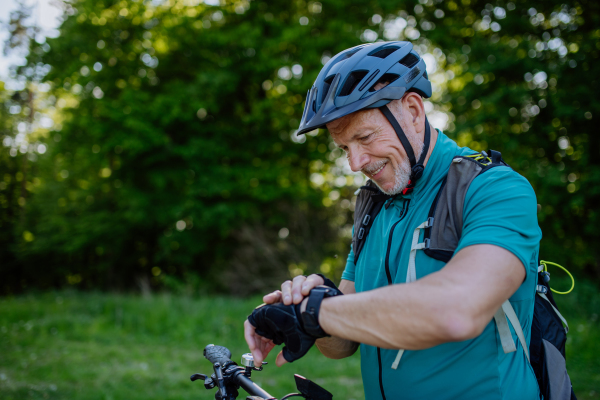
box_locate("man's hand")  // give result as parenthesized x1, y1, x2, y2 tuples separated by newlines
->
(246, 301, 322, 366)
(245, 306, 308, 367)
(245, 275, 323, 367)
(263, 274, 325, 306)
(245, 274, 343, 366)
(244, 319, 278, 366)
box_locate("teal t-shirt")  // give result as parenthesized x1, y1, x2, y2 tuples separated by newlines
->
(342, 131, 542, 400)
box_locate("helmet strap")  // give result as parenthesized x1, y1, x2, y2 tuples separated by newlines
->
(378, 105, 431, 195)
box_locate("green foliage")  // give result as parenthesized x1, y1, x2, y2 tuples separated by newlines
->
(409, 0, 600, 277)
(1, 0, 600, 292)
(0, 83, 22, 281)
(3, 0, 368, 293)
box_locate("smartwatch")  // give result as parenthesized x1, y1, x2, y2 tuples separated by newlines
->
(300, 285, 342, 338)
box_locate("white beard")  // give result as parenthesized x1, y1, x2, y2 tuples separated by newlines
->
(363, 143, 424, 195)
(366, 158, 411, 196)
(385, 158, 412, 195)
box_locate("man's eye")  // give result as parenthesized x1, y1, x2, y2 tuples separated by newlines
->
(361, 134, 373, 142)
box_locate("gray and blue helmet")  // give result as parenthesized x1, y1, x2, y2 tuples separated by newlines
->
(297, 41, 433, 195)
(297, 41, 432, 136)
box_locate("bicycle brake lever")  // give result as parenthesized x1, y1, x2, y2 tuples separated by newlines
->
(204, 377, 215, 389)
(190, 373, 207, 382)
(190, 373, 216, 390)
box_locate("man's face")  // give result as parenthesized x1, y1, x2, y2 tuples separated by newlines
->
(327, 99, 423, 195)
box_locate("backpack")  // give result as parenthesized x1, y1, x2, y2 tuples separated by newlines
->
(352, 150, 576, 400)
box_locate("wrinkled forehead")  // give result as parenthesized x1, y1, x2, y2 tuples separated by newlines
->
(327, 107, 385, 143)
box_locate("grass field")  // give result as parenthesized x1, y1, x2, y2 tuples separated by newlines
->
(0, 275, 598, 399)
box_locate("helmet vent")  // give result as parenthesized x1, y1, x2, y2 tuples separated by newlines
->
(399, 53, 419, 68)
(339, 70, 368, 96)
(368, 73, 400, 92)
(346, 46, 366, 58)
(320, 75, 335, 104)
(369, 46, 399, 59)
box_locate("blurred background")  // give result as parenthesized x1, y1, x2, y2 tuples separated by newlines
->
(0, 0, 598, 399)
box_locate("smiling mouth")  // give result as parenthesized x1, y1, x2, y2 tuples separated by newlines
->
(368, 162, 386, 178)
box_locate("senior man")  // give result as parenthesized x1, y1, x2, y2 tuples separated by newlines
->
(245, 42, 541, 400)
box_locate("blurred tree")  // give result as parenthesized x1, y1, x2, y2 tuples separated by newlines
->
(404, 0, 600, 279)
(7, 0, 371, 294)
(2, 0, 599, 294)
(0, 1, 50, 294)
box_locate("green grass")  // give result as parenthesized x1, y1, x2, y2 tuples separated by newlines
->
(0, 275, 598, 400)
(0, 291, 363, 400)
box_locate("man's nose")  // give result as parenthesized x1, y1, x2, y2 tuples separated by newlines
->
(348, 148, 369, 173)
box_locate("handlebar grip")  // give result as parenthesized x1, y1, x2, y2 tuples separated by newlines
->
(204, 344, 233, 366)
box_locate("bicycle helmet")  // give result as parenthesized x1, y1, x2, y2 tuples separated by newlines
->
(297, 41, 433, 195)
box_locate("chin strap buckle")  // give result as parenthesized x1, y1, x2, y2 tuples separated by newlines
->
(401, 180, 416, 195)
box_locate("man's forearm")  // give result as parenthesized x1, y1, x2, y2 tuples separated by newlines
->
(318, 281, 456, 350)
(318, 245, 525, 350)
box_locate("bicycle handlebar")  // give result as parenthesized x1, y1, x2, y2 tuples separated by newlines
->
(204, 344, 234, 366)
(192, 344, 331, 399)
(234, 373, 275, 399)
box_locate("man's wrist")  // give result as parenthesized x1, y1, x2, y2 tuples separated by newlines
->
(300, 285, 343, 338)
(300, 297, 309, 313)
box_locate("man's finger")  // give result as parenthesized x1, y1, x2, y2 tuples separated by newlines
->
(275, 350, 288, 367)
(301, 274, 326, 296)
(244, 320, 273, 365)
(291, 275, 307, 304)
(263, 290, 282, 304)
(256, 337, 275, 365)
(244, 320, 263, 363)
(260, 339, 275, 357)
(280, 280, 293, 305)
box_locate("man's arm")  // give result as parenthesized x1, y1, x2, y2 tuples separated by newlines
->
(314, 279, 359, 359)
(318, 244, 525, 350)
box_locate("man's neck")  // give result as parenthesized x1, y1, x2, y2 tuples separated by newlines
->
(422, 122, 438, 168)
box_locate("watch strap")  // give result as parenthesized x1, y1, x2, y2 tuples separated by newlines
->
(315, 273, 339, 290)
(301, 286, 342, 338)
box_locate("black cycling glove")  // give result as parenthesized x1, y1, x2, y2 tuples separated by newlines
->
(248, 285, 343, 363)
(248, 302, 316, 363)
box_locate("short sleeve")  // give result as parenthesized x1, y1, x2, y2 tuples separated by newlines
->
(455, 167, 542, 278)
(341, 244, 356, 282)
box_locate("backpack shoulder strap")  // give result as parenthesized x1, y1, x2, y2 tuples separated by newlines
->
(494, 300, 530, 362)
(420, 150, 531, 362)
(423, 150, 510, 262)
(352, 180, 391, 265)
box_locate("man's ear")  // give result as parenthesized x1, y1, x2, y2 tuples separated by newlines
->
(403, 93, 425, 130)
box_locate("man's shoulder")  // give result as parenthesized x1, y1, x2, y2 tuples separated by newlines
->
(470, 164, 534, 196)
(463, 163, 538, 220)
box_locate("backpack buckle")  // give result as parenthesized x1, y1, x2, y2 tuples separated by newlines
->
(358, 228, 365, 240)
(424, 238, 430, 249)
(362, 215, 371, 225)
(426, 217, 434, 228)
(536, 284, 548, 294)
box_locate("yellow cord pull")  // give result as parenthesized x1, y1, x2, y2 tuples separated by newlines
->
(540, 260, 575, 294)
